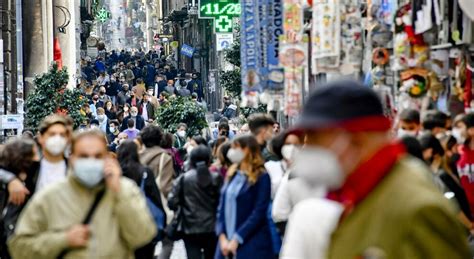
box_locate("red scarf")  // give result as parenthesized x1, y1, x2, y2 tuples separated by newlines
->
(327, 143, 406, 218)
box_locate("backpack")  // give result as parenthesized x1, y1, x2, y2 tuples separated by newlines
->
(140, 171, 166, 242)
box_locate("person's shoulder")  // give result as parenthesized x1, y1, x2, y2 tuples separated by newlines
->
(376, 156, 454, 212)
(119, 177, 141, 192)
(29, 179, 71, 205)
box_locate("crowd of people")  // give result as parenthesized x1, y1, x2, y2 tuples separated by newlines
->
(0, 78, 474, 258)
(78, 49, 205, 141)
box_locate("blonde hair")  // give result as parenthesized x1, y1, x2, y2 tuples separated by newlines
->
(226, 135, 266, 185)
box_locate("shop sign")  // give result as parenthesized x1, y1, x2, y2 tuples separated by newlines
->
(0, 114, 22, 129)
(216, 33, 233, 51)
(199, 0, 240, 33)
(180, 44, 195, 58)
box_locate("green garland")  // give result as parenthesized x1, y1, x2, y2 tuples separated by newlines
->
(25, 64, 87, 130)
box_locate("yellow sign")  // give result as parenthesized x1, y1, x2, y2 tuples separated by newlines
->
(170, 41, 179, 49)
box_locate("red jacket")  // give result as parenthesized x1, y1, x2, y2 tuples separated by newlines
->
(457, 145, 474, 219)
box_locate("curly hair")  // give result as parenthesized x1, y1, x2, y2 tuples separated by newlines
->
(0, 139, 36, 175)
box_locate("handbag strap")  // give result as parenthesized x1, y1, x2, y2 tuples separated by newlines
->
(57, 189, 106, 258)
(82, 188, 106, 224)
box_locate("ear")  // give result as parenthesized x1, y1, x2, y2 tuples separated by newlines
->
(37, 133, 45, 147)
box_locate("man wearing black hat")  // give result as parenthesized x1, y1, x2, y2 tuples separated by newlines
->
(281, 80, 469, 258)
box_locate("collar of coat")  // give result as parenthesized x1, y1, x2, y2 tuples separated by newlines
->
(327, 142, 406, 219)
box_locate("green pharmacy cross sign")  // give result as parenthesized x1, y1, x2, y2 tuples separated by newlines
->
(96, 7, 111, 23)
(199, 0, 240, 32)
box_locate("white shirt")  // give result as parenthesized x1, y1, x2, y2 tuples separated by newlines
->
(36, 159, 67, 192)
(264, 160, 286, 199)
(142, 102, 149, 121)
(281, 198, 344, 259)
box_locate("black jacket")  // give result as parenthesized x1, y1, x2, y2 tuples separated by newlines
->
(168, 169, 223, 234)
(139, 101, 155, 121)
(121, 115, 145, 131)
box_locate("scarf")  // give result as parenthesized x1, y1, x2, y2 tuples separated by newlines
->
(327, 143, 406, 219)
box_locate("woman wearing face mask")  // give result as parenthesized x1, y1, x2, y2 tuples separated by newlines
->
(95, 108, 109, 134)
(435, 135, 474, 235)
(117, 140, 164, 259)
(118, 103, 131, 124)
(168, 145, 223, 259)
(215, 135, 273, 259)
(183, 136, 208, 171)
(418, 133, 450, 191)
(210, 140, 232, 178)
(270, 133, 304, 238)
(104, 101, 117, 120)
(0, 139, 40, 259)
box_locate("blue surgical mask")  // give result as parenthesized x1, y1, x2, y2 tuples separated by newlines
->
(72, 158, 105, 188)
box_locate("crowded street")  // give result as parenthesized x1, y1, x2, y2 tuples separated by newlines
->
(1, 0, 474, 258)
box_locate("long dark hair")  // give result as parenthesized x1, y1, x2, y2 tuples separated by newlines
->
(117, 140, 143, 184)
(189, 145, 212, 187)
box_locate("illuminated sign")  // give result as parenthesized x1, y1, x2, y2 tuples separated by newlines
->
(96, 7, 111, 23)
(199, 0, 240, 33)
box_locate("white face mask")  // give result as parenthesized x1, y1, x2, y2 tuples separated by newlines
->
(45, 135, 68, 156)
(109, 126, 116, 132)
(131, 111, 138, 117)
(292, 134, 351, 190)
(97, 114, 106, 121)
(148, 91, 154, 96)
(227, 148, 245, 164)
(397, 128, 417, 138)
(72, 158, 104, 188)
(281, 144, 298, 161)
(177, 130, 186, 138)
(293, 146, 344, 189)
(452, 128, 465, 144)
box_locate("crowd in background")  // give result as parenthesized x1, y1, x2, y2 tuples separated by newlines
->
(1, 67, 474, 258)
(78, 49, 205, 142)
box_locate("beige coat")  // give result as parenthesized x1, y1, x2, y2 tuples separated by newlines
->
(140, 146, 175, 197)
(8, 176, 156, 259)
(140, 146, 176, 224)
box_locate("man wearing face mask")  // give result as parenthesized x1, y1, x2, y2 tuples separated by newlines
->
(248, 113, 277, 162)
(35, 115, 70, 192)
(281, 80, 470, 259)
(117, 84, 131, 107)
(98, 86, 112, 106)
(422, 110, 449, 139)
(174, 123, 188, 157)
(121, 106, 145, 131)
(8, 130, 157, 258)
(396, 109, 420, 138)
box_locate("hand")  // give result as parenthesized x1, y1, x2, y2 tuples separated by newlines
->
(8, 179, 30, 205)
(66, 225, 90, 248)
(227, 239, 239, 255)
(219, 235, 230, 256)
(104, 157, 122, 193)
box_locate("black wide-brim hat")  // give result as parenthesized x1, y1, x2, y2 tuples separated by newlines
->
(290, 80, 391, 134)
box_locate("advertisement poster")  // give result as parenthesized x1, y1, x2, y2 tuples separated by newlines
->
(240, 0, 261, 95)
(266, 0, 284, 90)
(280, 0, 305, 117)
